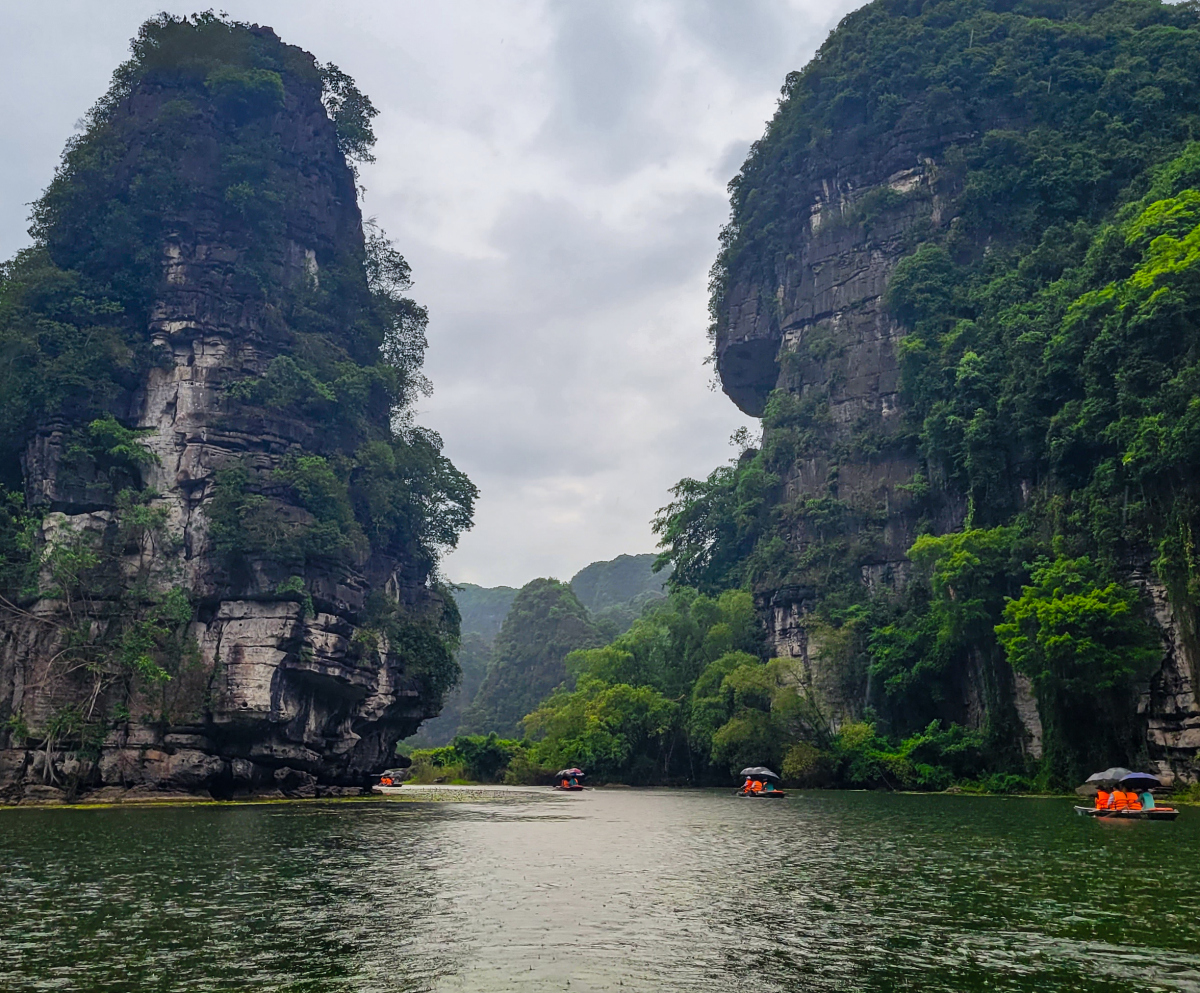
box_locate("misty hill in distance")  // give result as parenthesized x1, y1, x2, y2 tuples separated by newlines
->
(458, 579, 606, 739)
(453, 584, 519, 644)
(409, 553, 671, 746)
(571, 553, 673, 637)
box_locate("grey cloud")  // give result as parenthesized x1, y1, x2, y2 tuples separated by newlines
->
(547, 2, 655, 133)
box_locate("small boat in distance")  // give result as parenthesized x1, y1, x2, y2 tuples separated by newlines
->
(372, 768, 408, 795)
(554, 768, 585, 791)
(737, 766, 786, 798)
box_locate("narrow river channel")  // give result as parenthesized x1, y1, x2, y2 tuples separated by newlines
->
(1, 789, 1197, 992)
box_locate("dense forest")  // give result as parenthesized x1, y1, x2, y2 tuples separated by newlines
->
(419, 0, 1200, 791)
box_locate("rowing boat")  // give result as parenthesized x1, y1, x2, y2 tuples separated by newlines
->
(1074, 805, 1179, 821)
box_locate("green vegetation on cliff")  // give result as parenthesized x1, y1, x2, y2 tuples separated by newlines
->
(649, 0, 1200, 788)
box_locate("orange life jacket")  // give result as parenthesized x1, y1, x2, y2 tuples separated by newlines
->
(1126, 792, 1142, 811)
(1095, 790, 1110, 809)
(750, 780, 763, 792)
(1114, 790, 1137, 810)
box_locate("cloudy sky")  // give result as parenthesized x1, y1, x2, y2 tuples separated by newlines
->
(0, 0, 860, 587)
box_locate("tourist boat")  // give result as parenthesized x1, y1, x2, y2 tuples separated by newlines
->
(1074, 768, 1178, 820)
(1074, 806, 1179, 821)
(371, 769, 408, 795)
(737, 766, 787, 798)
(554, 768, 585, 791)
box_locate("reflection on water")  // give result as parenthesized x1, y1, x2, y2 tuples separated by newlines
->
(1, 790, 1198, 992)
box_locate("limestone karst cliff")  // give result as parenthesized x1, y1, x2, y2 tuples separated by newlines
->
(0, 15, 475, 799)
(656, 0, 1200, 785)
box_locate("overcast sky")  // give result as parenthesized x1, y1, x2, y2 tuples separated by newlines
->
(0, 0, 860, 588)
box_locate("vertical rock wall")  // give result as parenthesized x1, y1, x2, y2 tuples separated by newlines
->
(0, 26, 449, 800)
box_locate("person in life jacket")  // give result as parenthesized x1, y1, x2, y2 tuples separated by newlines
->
(749, 779, 764, 793)
(742, 778, 754, 793)
(380, 777, 394, 787)
(1112, 789, 1143, 811)
(1094, 789, 1112, 809)
(561, 778, 570, 789)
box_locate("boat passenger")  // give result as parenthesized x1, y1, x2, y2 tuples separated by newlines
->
(1094, 789, 1112, 810)
(561, 778, 570, 789)
(742, 778, 754, 793)
(749, 779, 763, 793)
(762, 781, 779, 793)
(1116, 789, 1142, 811)
(1139, 790, 1155, 810)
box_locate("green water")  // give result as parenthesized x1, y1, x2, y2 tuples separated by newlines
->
(0, 790, 1197, 992)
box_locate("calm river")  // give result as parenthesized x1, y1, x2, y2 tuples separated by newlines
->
(1, 789, 1198, 992)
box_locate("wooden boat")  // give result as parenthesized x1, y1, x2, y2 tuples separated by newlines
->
(553, 768, 585, 791)
(737, 789, 787, 799)
(1074, 805, 1179, 821)
(371, 769, 408, 794)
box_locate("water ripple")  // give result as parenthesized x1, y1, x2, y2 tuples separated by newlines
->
(0, 791, 1197, 991)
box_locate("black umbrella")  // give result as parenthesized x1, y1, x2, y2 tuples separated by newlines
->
(1084, 767, 1133, 787)
(555, 768, 585, 778)
(739, 766, 781, 781)
(1119, 772, 1162, 790)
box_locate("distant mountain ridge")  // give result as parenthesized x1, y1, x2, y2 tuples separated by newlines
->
(453, 584, 519, 645)
(458, 579, 605, 739)
(570, 553, 668, 614)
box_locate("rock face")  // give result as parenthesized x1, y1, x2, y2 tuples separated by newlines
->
(716, 151, 976, 719)
(0, 24, 450, 799)
(1138, 576, 1200, 785)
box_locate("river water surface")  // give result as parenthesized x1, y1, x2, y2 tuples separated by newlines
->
(1, 789, 1198, 992)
